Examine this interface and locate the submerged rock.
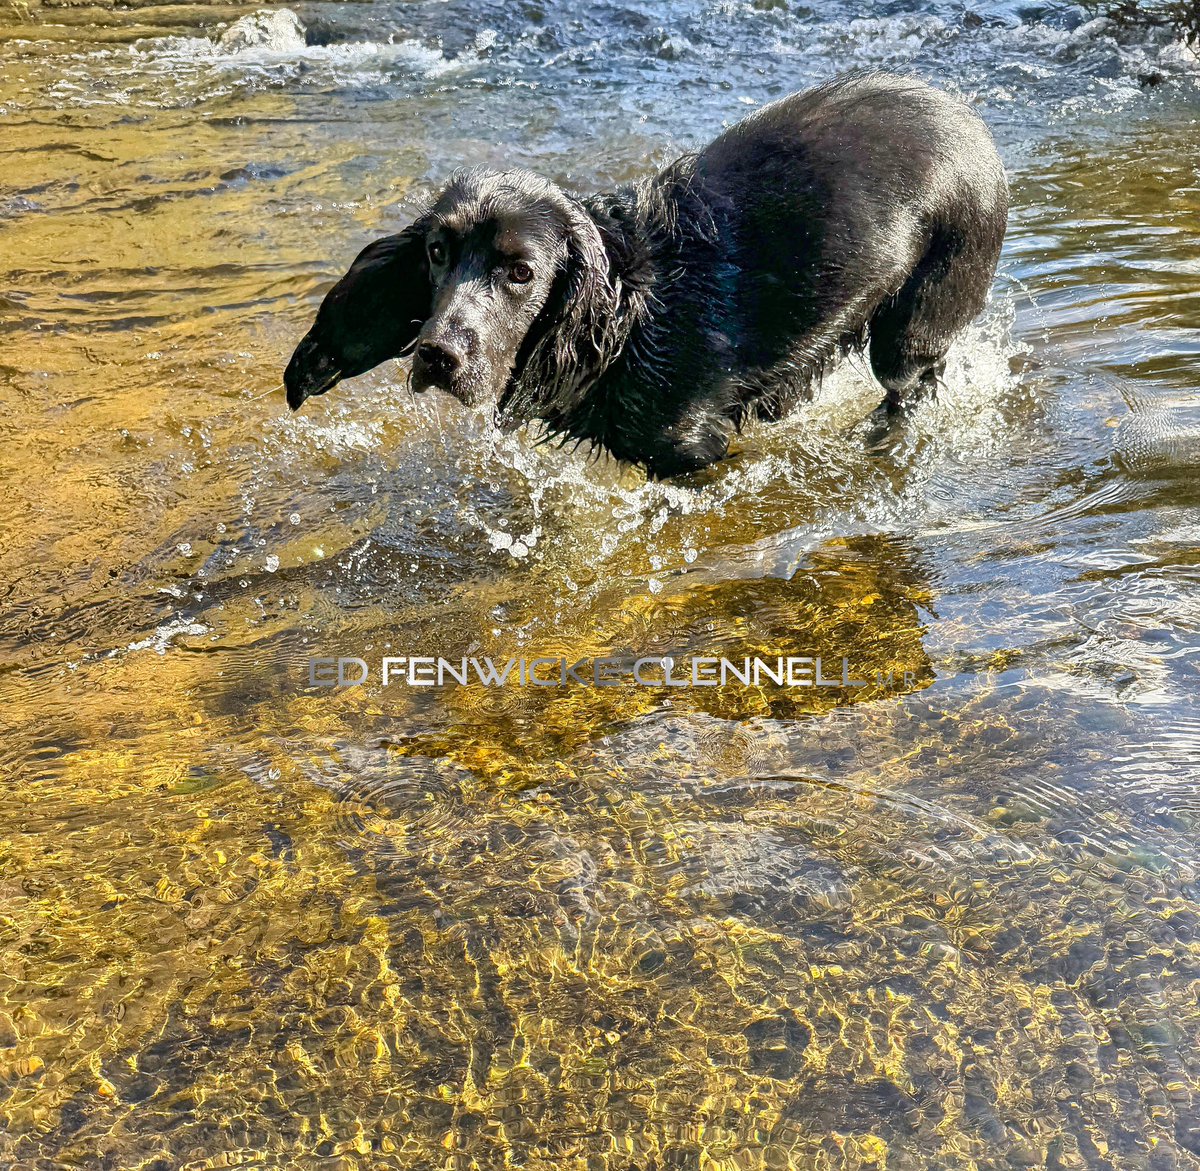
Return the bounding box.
[656,35,691,60]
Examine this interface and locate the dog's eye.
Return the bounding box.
[508,261,533,285]
[428,241,446,266]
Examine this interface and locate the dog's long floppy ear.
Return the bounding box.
[500,200,622,427]
[285,222,430,411]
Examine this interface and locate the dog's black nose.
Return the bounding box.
[415,341,462,383]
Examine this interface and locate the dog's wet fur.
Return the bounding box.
[285,72,1008,478]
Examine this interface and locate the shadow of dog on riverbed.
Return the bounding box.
[285,70,1008,479]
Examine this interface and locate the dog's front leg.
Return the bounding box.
[640,403,733,479]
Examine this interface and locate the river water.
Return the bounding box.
[2,2,1200,1168]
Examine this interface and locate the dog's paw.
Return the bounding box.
[854,402,907,456]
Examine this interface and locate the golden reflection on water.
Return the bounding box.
[4,6,1200,1169]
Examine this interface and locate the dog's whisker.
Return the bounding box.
[181,381,288,429]
[246,382,285,402]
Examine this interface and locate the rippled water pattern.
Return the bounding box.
[2,1,1200,1168]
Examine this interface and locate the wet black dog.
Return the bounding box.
[285,71,1008,478]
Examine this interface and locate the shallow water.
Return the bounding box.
[2,1,1200,1167]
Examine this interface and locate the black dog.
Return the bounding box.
[285,71,1008,478]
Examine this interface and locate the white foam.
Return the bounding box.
[53,8,478,109]
[217,9,308,54]
[402,294,1027,598]
[125,619,210,656]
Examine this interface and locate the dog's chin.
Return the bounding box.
[411,367,503,411]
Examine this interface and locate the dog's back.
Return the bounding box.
[702,72,1005,211]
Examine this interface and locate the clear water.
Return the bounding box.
[2,2,1200,1167]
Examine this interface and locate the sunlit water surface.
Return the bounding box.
[2,1,1200,1167]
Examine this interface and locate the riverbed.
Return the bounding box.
[2,2,1200,1167]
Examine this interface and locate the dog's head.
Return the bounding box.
[284,168,616,420]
